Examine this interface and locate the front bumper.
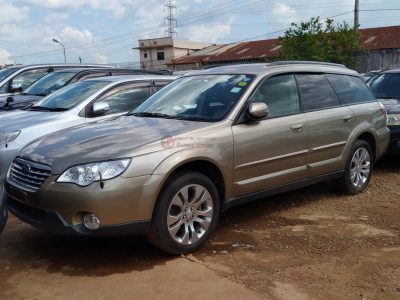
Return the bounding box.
[0,184,7,234]
[388,125,400,153]
[6,174,163,236]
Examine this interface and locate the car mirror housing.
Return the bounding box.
[248,102,269,119]
[92,102,110,116]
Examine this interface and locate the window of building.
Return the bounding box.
[157,51,165,61]
[153,41,157,45]
[140,42,144,46]
[296,74,340,111]
[144,52,148,58]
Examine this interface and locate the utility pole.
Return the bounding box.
[164,0,177,38]
[354,0,360,30]
[78,56,82,64]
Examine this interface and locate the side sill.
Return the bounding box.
[222,171,344,212]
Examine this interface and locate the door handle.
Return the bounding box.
[343,115,353,123]
[291,124,303,133]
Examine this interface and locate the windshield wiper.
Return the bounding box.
[29,106,69,112]
[130,112,176,119]
[21,92,47,97]
[175,115,216,122]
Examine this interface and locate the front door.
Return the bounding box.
[232,74,308,197]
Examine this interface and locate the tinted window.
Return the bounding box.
[95,85,151,116]
[134,75,254,122]
[24,71,76,96]
[154,80,172,91]
[80,73,109,80]
[0,67,19,83]
[296,74,340,111]
[12,69,49,90]
[250,74,300,118]
[32,81,109,110]
[326,74,375,104]
[368,73,400,99]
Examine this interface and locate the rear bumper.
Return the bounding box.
[388,125,400,154]
[8,197,150,237]
[0,184,7,233]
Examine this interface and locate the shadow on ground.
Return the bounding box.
[0,156,398,277]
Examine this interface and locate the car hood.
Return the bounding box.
[0,94,42,107]
[379,98,400,114]
[20,116,212,174]
[0,110,63,132]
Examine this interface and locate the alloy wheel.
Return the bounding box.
[350,147,371,188]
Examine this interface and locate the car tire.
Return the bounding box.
[341,140,373,195]
[148,171,220,255]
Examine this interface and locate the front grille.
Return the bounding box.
[9,158,51,192]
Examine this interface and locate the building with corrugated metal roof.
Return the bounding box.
[166,25,400,72]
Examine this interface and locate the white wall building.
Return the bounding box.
[133,37,212,69]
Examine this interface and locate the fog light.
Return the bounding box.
[82,213,100,230]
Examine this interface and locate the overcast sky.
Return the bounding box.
[0,0,398,65]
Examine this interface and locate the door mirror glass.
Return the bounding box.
[92,102,110,116]
[248,102,269,119]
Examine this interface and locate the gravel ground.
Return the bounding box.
[0,156,399,300]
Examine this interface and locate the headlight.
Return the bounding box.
[0,131,20,145]
[57,159,131,186]
[387,114,400,126]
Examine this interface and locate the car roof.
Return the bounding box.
[184,61,357,76]
[380,69,400,74]
[52,68,172,74]
[86,75,177,83]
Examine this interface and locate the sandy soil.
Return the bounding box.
[0,157,399,300]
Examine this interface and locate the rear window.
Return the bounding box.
[368,73,400,99]
[326,74,375,104]
[296,74,340,111]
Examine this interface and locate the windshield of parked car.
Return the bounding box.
[368,73,400,99]
[131,74,254,122]
[23,71,77,96]
[0,67,19,83]
[29,80,109,111]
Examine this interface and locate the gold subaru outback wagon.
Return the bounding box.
[6,62,390,254]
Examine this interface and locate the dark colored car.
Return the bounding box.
[0,68,172,111]
[0,64,112,98]
[368,70,400,153]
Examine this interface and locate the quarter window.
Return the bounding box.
[326,74,375,104]
[296,74,340,111]
[250,74,300,118]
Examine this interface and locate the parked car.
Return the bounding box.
[368,69,400,153]
[5,62,389,254]
[0,75,175,182]
[0,68,172,111]
[0,64,112,98]
[0,184,6,234]
[362,69,385,82]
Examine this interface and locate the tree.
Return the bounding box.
[279,17,361,68]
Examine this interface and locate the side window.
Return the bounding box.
[250,74,300,118]
[326,74,375,104]
[93,84,151,116]
[154,81,172,92]
[296,74,340,111]
[11,69,49,91]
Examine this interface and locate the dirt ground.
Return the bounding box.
[0,157,399,300]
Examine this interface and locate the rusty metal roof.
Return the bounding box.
[171,26,400,66]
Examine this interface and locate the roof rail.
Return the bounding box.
[269,61,346,68]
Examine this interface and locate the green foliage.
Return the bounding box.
[279,17,361,68]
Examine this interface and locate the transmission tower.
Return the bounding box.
[164,0,177,38]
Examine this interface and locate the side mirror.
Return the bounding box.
[5,96,14,105]
[248,102,269,119]
[10,83,22,93]
[92,102,110,116]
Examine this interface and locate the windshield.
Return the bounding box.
[31,80,109,111]
[132,74,254,122]
[0,67,19,83]
[368,73,400,99]
[24,71,76,96]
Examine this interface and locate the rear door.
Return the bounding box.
[296,73,355,176]
[232,74,308,196]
